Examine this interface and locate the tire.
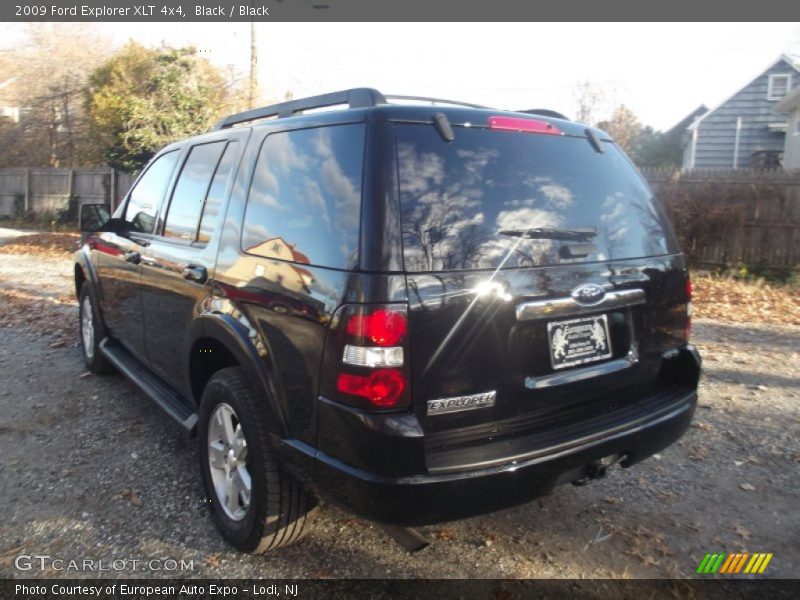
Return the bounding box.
[198,367,316,553]
[78,285,114,374]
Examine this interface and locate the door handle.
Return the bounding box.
[124,251,141,265]
[182,265,208,283]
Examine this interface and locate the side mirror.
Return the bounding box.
[79,203,111,232]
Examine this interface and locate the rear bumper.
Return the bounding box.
[279,344,701,525]
[305,387,696,525]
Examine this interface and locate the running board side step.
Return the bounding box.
[99,339,198,434]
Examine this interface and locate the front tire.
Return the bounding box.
[78,286,114,374]
[198,367,316,553]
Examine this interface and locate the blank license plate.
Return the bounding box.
[547,314,612,370]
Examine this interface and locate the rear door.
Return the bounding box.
[394,121,689,467]
[140,132,247,396]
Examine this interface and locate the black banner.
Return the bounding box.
[4,579,800,600]
[2,0,800,22]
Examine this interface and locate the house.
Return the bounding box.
[683,55,800,169]
[772,85,800,169]
[667,105,708,146]
[0,77,20,124]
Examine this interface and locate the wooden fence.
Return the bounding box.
[641,168,800,273]
[0,168,135,219]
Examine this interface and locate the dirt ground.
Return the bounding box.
[0,230,798,579]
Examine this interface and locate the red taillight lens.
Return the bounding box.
[346,309,407,346]
[685,277,693,300]
[488,116,561,135]
[336,369,406,409]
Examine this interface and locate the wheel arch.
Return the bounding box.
[186,311,289,439]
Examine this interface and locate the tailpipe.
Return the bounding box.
[572,453,626,486]
[378,524,430,553]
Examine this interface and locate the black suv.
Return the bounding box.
[75,88,701,553]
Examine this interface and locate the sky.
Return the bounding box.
[2,22,799,130]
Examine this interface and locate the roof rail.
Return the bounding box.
[385,95,490,109]
[518,109,570,120]
[212,88,387,130]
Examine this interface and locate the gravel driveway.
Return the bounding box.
[1,238,798,579]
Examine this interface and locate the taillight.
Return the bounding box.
[325,304,410,411]
[345,308,407,346]
[337,370,406,409]
[684,276,693,342]
[488,116,561,135]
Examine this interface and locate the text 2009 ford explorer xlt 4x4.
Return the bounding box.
[75,89,701,553]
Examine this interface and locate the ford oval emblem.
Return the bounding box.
[571,283,606,305]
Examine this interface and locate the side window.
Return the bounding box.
[197,141,239,243]
[242,124,364,269]
[163,141,227,240]
[124,151,179,233]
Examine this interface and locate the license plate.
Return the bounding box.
[547,314,612,370]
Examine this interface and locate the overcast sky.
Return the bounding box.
[2,22,799,130]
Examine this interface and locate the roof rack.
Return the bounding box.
[384,95,490,109]
[212,88,387,130]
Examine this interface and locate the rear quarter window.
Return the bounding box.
[242,124,365,270]
[395,124,675,272]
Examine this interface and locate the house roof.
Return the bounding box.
[773,84,800,113]
[665,105,708,139]
[687,54,800,131]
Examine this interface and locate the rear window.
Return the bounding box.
[395,124,674,272]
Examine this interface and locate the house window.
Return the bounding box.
[767,74,792,100]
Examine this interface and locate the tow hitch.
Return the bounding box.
[572,453,626,486]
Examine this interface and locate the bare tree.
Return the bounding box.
[573,80,606,126]
[596,104,644,157]
[0,24,112,167]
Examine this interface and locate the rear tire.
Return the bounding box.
[78,286,114,374]
[198,367,316,553]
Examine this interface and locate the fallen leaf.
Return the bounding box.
[119,488,142,506]
[434,529,457,541]
[691,422,715,431]
[733,524,752,540]
[691,275,800,326]
[740,483,755,491]
[0,233,81,257]
[204,554,222,567]
[0,545,32,568]
[310,568,333,578]
[689,446,710,461]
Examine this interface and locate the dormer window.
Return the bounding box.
[768,74,792,100]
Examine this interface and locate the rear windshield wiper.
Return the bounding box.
[498,227,597,241]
